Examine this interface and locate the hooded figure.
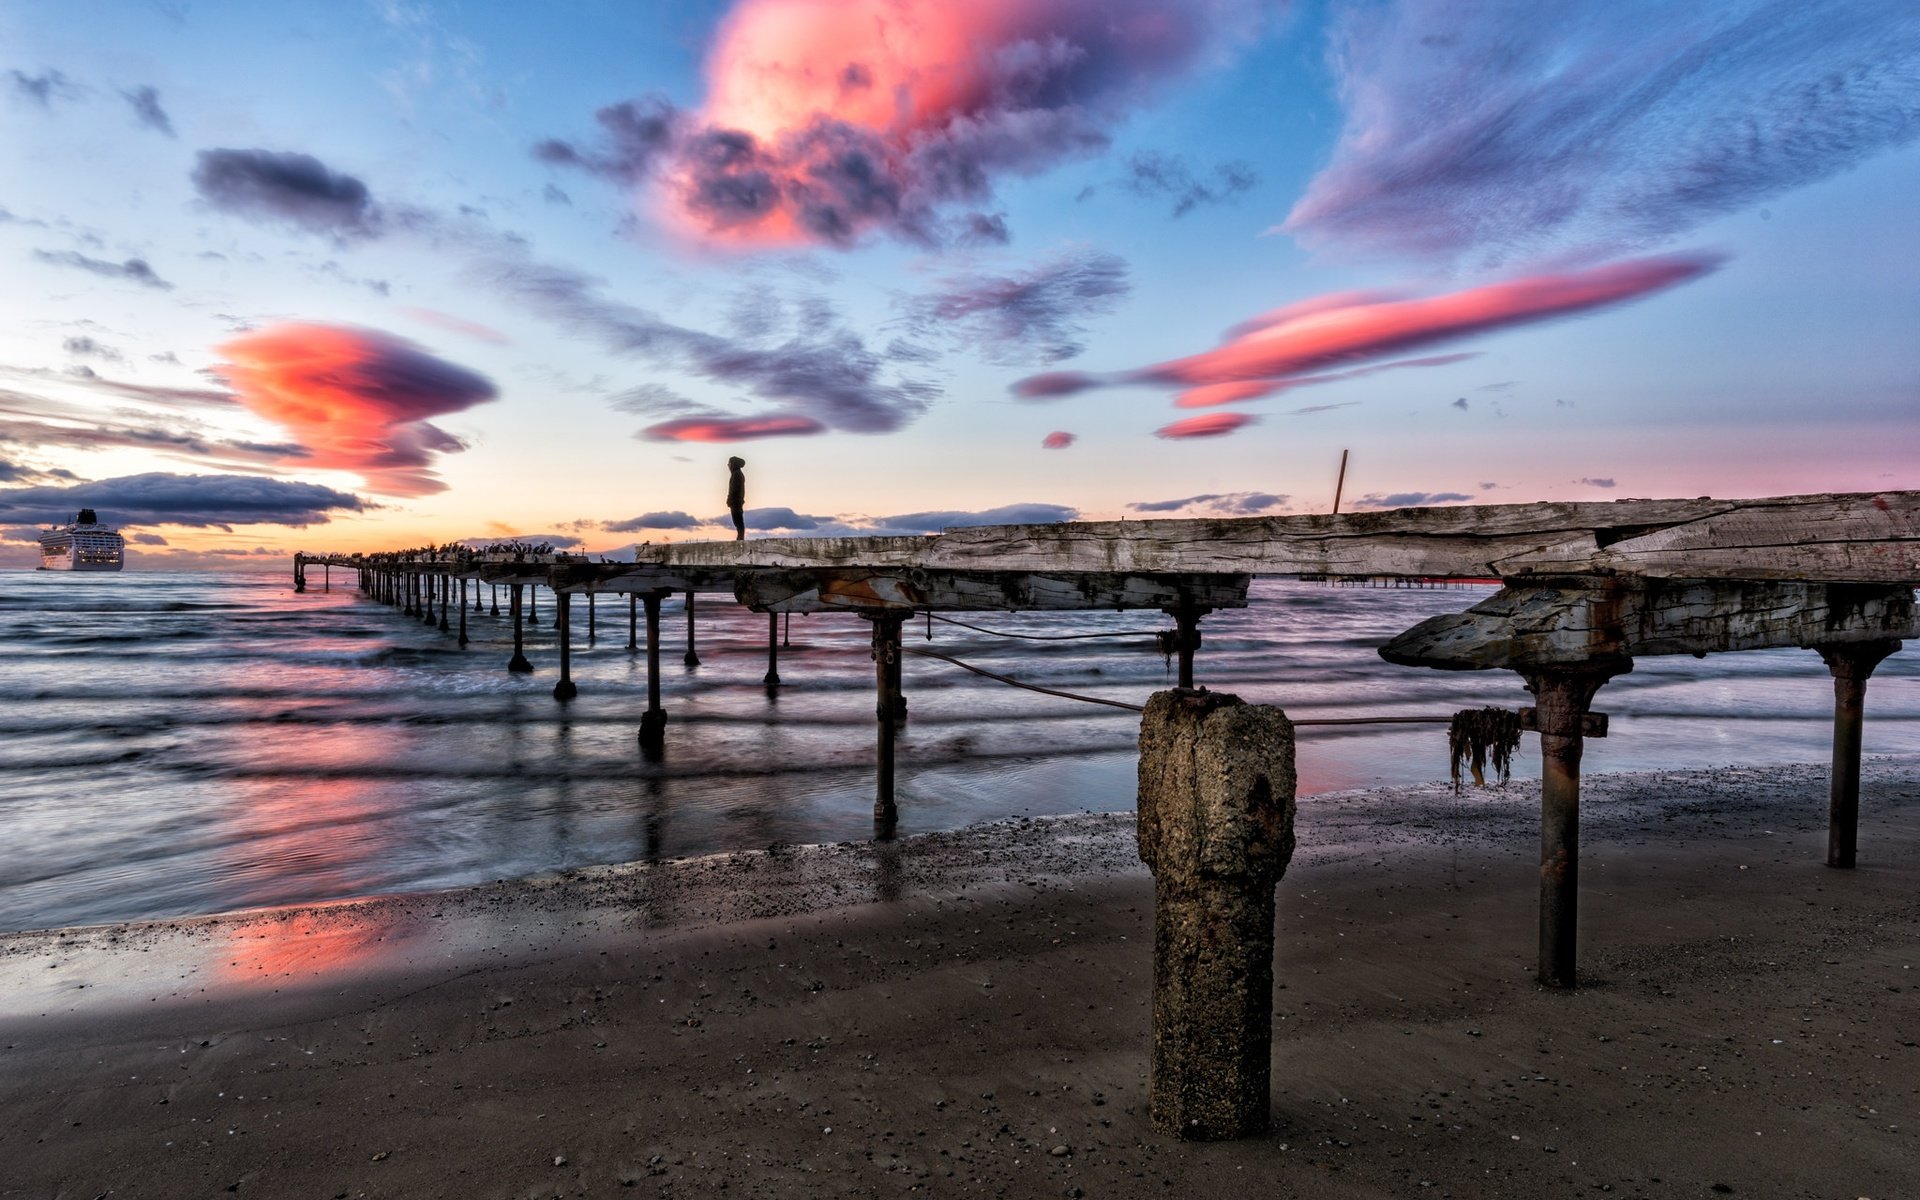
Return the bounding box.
[726,456,747,540]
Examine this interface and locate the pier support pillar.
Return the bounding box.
[764,611,782,687]
[640,591,667,750]
[507,583,533,674]
[587,591,597,643]
[436,575,450,632]
[457,577,469,647]
[1136,689,1295,1140]
[491,584,500,618]
[404,573,418,617]
[293,557,306,594]
[684,592,700,668]
[867,612,908,823]
[528,585,539,627]
[627,593,639,652]
[553,592,577,701]
[1518,658,1629,989]
[323,563,330,591]
[1816,638,1901,868]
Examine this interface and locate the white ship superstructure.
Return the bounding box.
[37,509,125,571]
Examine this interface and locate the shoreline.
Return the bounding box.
[4,758,1917,1197]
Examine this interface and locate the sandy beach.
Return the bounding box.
[3,758,1916,1199]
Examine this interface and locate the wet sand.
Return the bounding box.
[2,759,1916,1199]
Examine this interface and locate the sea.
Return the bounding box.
[1,569,1915,934]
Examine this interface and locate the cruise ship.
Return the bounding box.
[37,509,126,571]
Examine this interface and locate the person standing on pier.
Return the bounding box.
[726,456,747,541]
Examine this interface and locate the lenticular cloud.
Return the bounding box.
[612,0,1245,248]
[1286,0,1920,265]
[213,324,496,496]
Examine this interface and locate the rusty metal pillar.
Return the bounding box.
[457,577,469,647]
[1816,639,1901,868]
[1162,603,1210,689]
[764,611,781,687]
[507,583,533,674]
[640,591,667,749]
[868,612,908,823]
[553,591,577,701]
[684,591,700,668]
[1519,658,1629,989]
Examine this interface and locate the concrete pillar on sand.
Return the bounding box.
[1518,658,1630,990]
[1135,688,1295,1141]
[1816,639,1901,868]
[507,583,533,674]
[553,591,577,701]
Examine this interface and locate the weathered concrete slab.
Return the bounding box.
[1380,579,1919,670]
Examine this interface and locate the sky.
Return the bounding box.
[2,0,1917,568]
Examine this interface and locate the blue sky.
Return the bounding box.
[2,0,1915,566]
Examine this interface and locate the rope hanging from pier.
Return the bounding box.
[1448,706,1523,792]
[927,612,1167,642]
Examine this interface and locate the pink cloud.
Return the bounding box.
[1173,353,1480,408]
[655,0,1237,247]
[1041,431,1075,449]
[640,414,826,442]
[402,307,510,345]
[1155,412,1257,439]
[1140,254,1719,387]
[213,323,496,496]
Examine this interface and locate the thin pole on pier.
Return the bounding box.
[684,591,700,668]
[764,611,781,687]
[869,612,908,825]
[1332,448,1350,515]
[553,591,577,701]
[507,583,533,673]
[640,591,667,750]
[457,577,469,647]
[782,611,791,647]
[323,562,330,591]
[1817,639,1901,868]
